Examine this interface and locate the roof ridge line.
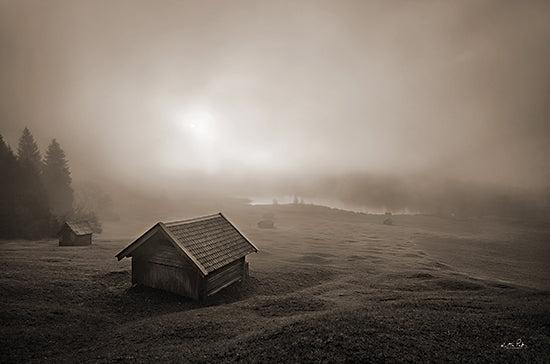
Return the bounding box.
[163,212,222,225]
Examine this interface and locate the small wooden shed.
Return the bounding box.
[116,213,258,300]
[58,221,93,246]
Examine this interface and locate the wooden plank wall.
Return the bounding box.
[132,258,201,299]
[59,231,72,245]
[74,234,92,245]
[132,234,201,299]
[59,231,91,246]
[147,240,188,268]
[206,257,245,296]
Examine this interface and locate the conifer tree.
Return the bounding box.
[43,139,74,217]
[0,135,19,237]
[17,127,42,173]
[11,129,52,238]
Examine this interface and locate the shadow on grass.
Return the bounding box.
[107,275,262,319]
[107,266,338,316]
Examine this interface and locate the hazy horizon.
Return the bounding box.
[2,0,550,210]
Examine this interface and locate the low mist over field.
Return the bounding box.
[1,0,550,220]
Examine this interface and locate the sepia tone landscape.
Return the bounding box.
[2,205,550,362]
[1,0,550,362]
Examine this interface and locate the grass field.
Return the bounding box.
[1,204,549,363]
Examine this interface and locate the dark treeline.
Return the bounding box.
[0,128,100,239]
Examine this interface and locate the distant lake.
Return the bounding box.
[245,195,389,214]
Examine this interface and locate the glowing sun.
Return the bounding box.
[176,108,217,142]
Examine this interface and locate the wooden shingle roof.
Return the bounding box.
[63,221,93,235]
[116,213,258,275]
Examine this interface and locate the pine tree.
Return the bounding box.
[8,130,52,238]
[43,139,74,217]
[17,127,42,173]
[0,135,20,237]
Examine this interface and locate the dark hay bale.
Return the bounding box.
[257,220,275,229]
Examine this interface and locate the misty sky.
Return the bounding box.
[1,0,549,194]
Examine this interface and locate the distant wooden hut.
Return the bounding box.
[116,213,258,300]
[58,221,93,246]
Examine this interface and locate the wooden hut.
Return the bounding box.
[58,221,93,246]
[116,213,258,300]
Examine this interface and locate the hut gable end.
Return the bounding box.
[58,221,93,246]
[115,213,258,300]
[132,233,194,270]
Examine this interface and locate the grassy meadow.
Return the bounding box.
[1,204,549,363]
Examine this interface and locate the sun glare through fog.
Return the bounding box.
[176,107,217,143]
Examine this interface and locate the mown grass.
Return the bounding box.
[1,205,549,363]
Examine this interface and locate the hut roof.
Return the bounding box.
[62,221,93,235]
[116,213,258,276]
